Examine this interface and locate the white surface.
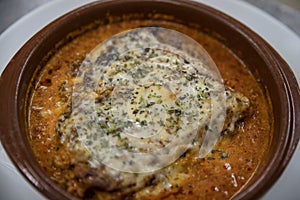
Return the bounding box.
[0,0,299,199]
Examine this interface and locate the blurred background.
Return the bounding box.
[272,0,300,10]
[0,0,300,36]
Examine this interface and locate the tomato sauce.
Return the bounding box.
[28,18,272,199]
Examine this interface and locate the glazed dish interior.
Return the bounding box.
[27,14,273,200]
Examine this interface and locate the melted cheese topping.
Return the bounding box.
[59,27,226,173]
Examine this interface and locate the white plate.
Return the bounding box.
[0,0,299,199]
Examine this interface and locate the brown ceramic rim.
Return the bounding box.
[0,0,299,199]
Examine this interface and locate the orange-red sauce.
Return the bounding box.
[28,19,272,199]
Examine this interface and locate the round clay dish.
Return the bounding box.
[0,0,299,199]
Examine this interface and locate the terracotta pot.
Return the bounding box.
[0,0,299,199]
